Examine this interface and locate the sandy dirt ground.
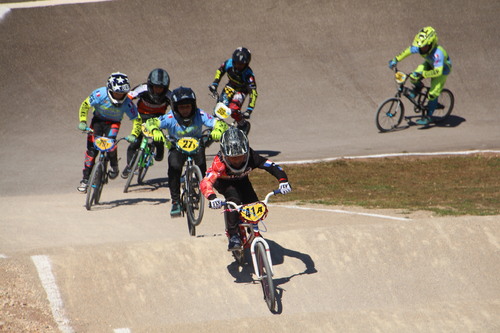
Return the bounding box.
[1,0,499,332]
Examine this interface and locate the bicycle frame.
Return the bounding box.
[393,69,429,114]
[209,88,251,134]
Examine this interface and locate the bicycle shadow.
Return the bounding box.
[226,238,317,314]
[88,196,169,210]
[405,115,466,130]
[123,177,169,192]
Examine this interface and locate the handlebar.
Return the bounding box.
[223,189,281,210]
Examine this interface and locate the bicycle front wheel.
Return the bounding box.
[86,161,103,210]
[431,89,454,123]
[185,165,205,228]
[255,241,276,312]
[124,150,142,193]
[375,98,405,132]
[137,145,154,184]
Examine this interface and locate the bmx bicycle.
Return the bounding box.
[174,135,209,236]
[209,86,251,136]
[375,67,454,132]
[84,129,126,210]
[123,124,161,193]
[223,189,282,312]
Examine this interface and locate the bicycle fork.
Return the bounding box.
[250,237,274,279]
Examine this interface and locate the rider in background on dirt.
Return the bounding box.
[77,72,141,193]
[208,47,257,133]
[145,86,228,217]
[121,68,172,179]
[388,26,452,125]
[200,128,292,250]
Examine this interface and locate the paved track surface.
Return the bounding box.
[1,0,499,332]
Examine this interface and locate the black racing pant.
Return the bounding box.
[168,147,207,203]
[214,176,258,236]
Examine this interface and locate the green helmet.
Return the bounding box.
[412,26,438,54]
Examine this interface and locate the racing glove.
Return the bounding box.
[152,129,165,143]
[210,120,228,141]
[209,82,218,94]
[209,197,223,209]
[388,58,398,69]
[126,134,137,143]
[279,182,292,195]
[78,122,87,131]
[243,107,253,119]
[409,71,423,83]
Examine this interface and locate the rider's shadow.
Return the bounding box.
[254,150,281,158]
[226,239,317,313]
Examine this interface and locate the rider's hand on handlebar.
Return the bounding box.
[409,71,423,82]
[209,197,223,209]
[279,182,292,195]
[209,83,218,94]
[388,58,398,69]
[152,129,165,143]
[243,108,253,119]
[78,122,87,132]
[126,134,137,143]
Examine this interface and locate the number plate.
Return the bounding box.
[93,137,115,151]
[177,137,200,153]
[240,202,268,222]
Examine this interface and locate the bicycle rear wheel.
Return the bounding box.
[375,98,405,132]
[431,89,454,123]
[86,161,103,210]
[255,241,276,312]
[123,150,142,193]
[185,165,205,228]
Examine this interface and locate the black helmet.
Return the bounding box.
[232,47,251,68]
[171,86,197,126]
[147,68,170,104]
[220,127,249,174]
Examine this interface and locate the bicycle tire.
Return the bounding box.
[375,97,405,132]
[137,145,154,184]
[94,162,106,204]
[431,89,454,123]
[85,161,103,210]
[185,165,205,227]
[255,241,276,312]
[123,150,142,193]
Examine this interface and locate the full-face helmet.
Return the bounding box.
[171,86,197,126]
[147,68,170,104]
[412,26,438,55]
[232,47,251,72]
[220,127,249,174]
[107,72,131,106]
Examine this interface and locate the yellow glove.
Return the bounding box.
[152,129,165,143]
[210,120,228,141]
[145,118,161,132]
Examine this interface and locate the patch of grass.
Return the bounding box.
[249,154,500,216]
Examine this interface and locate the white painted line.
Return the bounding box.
[0,6,11,21]
[5,0,113,9]
[278,149,500,165]
[114,328,131,333]
[0,254,8,259]
[31,255,75,333]
[269,204,411,221]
